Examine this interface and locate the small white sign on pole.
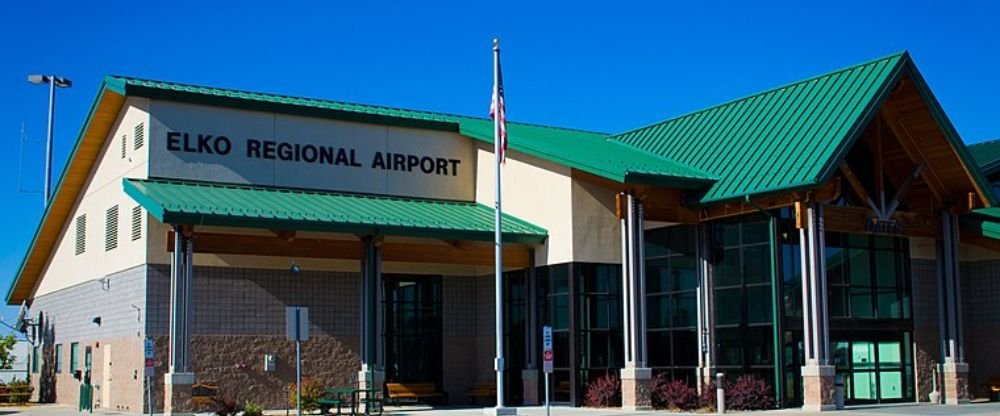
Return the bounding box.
[286,307,310,342]
[542,325,553,416]
[542,326,553,373]
[143,337,155,377]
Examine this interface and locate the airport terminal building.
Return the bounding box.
[9,52,1000,413]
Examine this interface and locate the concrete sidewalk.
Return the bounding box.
[5,402,1000,415]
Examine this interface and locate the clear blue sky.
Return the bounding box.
[0,1,998,327]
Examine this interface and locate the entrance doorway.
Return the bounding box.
[831,333,912,403]
[383,275,442,386]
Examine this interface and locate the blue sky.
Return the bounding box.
[0,1,998,328]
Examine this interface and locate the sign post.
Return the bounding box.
[542,326,553,416]
[286,307,310,416]
[144,337,154,416]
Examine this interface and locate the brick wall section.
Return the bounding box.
[146,265,360,337]
[28,265,147,411]
[910,258,940,402]
[961,260,1000,399]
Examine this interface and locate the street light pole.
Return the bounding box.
[44,77,55,207]
[27,74,72,208]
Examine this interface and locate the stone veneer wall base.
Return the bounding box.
[620,367,652,411]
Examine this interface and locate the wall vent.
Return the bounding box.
[121,135,127,159]
[131,206,142,241]
[75,215,86,255]
[133,123,145,150]
[105,205,119,251]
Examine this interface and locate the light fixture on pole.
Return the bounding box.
[27,74,72,208]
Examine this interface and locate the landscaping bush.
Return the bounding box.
[651,377,698,411]
[288,378,324,412]
[242,400,264,416]
[211,396,242,416]
[6,379,30,405]
[698,380,718,411]
[583,373,621,408]
[726,374,775,411]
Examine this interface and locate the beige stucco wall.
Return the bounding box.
[571,178,621,264]
[33,98,151,297]
[475,143,574,266]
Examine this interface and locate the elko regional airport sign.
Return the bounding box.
[149,101,476,201]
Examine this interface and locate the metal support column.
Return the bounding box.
[168,225,186,373]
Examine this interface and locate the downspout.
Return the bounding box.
[745,195,784,408]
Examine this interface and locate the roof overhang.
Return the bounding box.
[123,178,548,245]
[6,81,127,305]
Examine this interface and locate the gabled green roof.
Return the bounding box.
[612,52,911,204]
[968,138,1000,176]
[123,178,547,244]
[106,75,715,187]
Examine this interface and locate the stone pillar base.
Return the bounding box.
[620,367,653,411]
[164,372,195,416]
[942,361,969,405]
[483,407,518,415]
[522,369,540,405]
[801,364,836,412]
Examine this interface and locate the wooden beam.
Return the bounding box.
[823,205,940,238]
[167,232,532,268]
[271,230,296,242]
[879,101,948,202]
[884,163,925,218]
[699,179,841,222]
[839,162,882,217]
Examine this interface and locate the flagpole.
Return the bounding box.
[492,37,507,414]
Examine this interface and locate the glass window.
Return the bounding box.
[70,342,79,373]
[645,225,699,379]
[55,344,63,373]
[31,346,39,374]
[716,288,742,326]
[827,232,910,320]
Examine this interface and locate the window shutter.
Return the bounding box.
[105,205,119,251]
[131,206,143,241]
[134,123,145,150]
[75,215,86,255]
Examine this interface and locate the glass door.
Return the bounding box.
[383,275,442,385]
[832,335,911,403]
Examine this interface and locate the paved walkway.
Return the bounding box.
[3,402,999,415]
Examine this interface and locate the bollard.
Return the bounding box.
[834,374,844,410]
[716,372,726,414]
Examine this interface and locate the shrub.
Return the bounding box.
[288,378,324,412]
[698,380,718,411]
[7,379,30,405]
[651,377,698,411]
[726,374,775,411]
[583,372,621,408]
[242,400,264,416]
[211,396,242,416]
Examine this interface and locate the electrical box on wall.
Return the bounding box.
[264,354,276,372]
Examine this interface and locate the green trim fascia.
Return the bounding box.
[6,81,121,304]
[815,52,909,187]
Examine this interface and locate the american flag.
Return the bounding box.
[490,49,507,163]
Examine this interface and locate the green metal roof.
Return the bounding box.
[968,138,1000,176]
[612,52,912,204]
[106,75,715,188]
[123,178,547,244]
[963,207,1000,240]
